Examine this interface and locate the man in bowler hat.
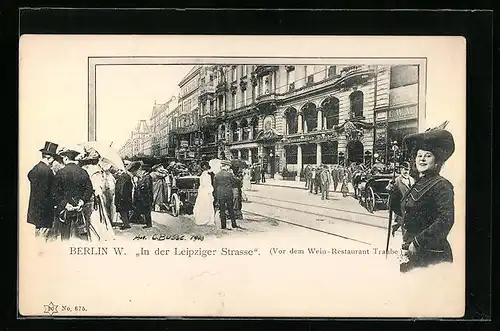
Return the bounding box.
[214,160,240,230]
[27,141,58,238]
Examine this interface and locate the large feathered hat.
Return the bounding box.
[403,121,455,163]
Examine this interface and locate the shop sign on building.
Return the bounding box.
[388,105,418,122]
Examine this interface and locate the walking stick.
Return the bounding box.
[385,142,398,259]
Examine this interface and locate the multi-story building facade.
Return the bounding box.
[119,119,151,158]
[206,64,423,180]
[150,96,178,157]
[175,66,201,160]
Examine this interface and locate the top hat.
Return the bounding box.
[40,141,59,155]
[404,128,455,163]
[220,160,231,167]
[126,161,142,173]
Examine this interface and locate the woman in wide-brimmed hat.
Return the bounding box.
[393,127,456,273]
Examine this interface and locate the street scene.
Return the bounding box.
[26,62,458,274]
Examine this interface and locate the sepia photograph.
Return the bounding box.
[18,35,466,318]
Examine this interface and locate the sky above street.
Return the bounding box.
[96,65,194,149]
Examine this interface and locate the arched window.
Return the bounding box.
[349,90,364,118]
[322,97,340,129]
[220,125,226,140]
[251,116,259,139]
[285,108,298,134]
[231,121,239,142]
[240,119,249,141]
[301,103,317,133]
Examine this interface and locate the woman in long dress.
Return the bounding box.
[242,167,252,191]
[193,162,216,226]
[81,158,116,241]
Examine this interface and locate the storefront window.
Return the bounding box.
[322,141,338,164]
[302,143,317,165]
[285,145,298,164]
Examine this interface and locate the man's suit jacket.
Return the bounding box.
[115,171,133,212]
[214,169,237,200]
[320,169,331,186]
[27,161,55,228]
[52,163,94,213]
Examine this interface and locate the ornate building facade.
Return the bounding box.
[208,64,423,180]
[175,66,201,160]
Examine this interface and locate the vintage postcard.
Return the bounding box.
[18,35,466,317]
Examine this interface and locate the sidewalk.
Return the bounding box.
[254,178,356,195]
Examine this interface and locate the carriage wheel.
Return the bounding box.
[171,194,180,217]
[366,187,375,213]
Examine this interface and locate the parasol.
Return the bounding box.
[78,141,125,171]
[209,158,222,174]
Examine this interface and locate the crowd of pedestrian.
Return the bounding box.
[302,164,352,200]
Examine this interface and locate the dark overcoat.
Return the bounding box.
[27,161,55,228]
[115,172,133,212]
[134,172,153,213]
[392,172,455,272]
[52,163,94,213]
[214,170,237,200]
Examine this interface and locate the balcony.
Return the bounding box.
[176,124,198,135]
[255,92,277,114]
[199,82,216,98]
[216,81,228,95]
[254,65,279,77]
[199,115,217,129]
[337,65,375,90]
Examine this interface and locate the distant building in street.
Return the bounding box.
[175,65,201,160]
[119,119,151,158]
[149,96,178,157]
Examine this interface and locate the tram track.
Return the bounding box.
[242,210,372,246]
[246,198,388,230]
[246,194,387,220]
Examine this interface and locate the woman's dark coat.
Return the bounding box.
[392,172,455,272]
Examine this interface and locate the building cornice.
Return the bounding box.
[178,65,201,87]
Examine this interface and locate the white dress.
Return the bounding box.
[83,165,116,242]
[242,169,252,191]
[193,170,216,226]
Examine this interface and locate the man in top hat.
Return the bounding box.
[27,141,59,237]
[214,160,240,230]
[52,147,94,240]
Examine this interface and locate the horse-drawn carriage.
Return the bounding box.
[165,175,200,217]
[355,173,393,213]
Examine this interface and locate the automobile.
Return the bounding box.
[169,175,200,217]
[357,174,393,213]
